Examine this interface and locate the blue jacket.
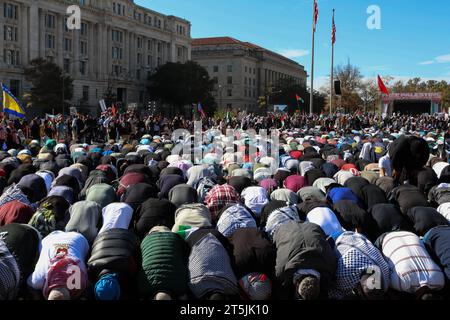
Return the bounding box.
[328,187,360,205]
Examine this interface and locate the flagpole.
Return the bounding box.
[330,9,335,115]
[310,0,316,115]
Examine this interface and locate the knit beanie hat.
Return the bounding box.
[239,273,272,300]
[95,273,121,301]
[45,139,57,149]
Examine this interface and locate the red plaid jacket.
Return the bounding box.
[205,184,239,222]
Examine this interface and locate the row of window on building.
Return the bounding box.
[4,2,186,38]
[44,14,90,36]
[244,77,257,87]
[3,49,19,66]
[3,2,18,20]
[212,75,257,88]
[112,30,164,53]
[114,1,165,30]
[3,24,18,42]
[176,25,186,36]
[133,10,163,30]
[112,2,126,16]
[212,65,233,73]
[244,89,258,99]
[244,66,257,75]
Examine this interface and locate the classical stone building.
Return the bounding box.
[0,0,191,115]
[192,37,307,113]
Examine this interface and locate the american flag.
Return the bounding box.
[332,10,336,44]
[197,102,206,118]
[313,0,319,32]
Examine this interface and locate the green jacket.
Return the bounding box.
[137,232,189,298]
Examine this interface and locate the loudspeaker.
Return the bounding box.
[334,80,342,95]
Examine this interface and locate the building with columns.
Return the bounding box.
[0,0,191,115]
[192,37,307,113]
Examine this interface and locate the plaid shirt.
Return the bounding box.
[205,184,239,222]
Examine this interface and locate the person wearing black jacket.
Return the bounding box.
[272,221,337,300]
[87,228,140,300]
[0,224,40,300]
[228,229,275,278]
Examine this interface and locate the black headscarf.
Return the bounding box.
[55,155,72,169]
[305,168,326,186]
[406,207,449,236]
[228,228,276,279]
[53,174,81,198]
[310,158,325,170]
[360,184,388,210]
[440,165,450,184]
[17,174,47,203]
[160,167,184,178]
[344,177,370,201]
[333,200,379,242]
[0,163,16,180]
[415,167,439,196]
[389,135,430,183]
[157,174,185,199]
[321,163,339,178]
[7,164,36,186]
[123,183,158,212]
[388,184,429,214]
[229,176,253,195]
[134,198,176,239]
[0,224,40,280]
[369,203,414,237]
[168,184,198,208]
[157,160,169,172]
[39,161,60,176]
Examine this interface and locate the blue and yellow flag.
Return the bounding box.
[1,83,25,118]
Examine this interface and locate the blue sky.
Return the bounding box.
[136,0,450,88]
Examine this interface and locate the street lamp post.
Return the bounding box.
[62,57,88,116]
[218,84,223,110]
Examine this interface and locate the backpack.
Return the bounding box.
[196,177,217,204]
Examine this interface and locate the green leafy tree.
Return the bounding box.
[333,60,364,112]
[359,79,381,113]
[24,58,73,114]
[148,61,216,115]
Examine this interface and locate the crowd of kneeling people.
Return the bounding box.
[0,128,450,301]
